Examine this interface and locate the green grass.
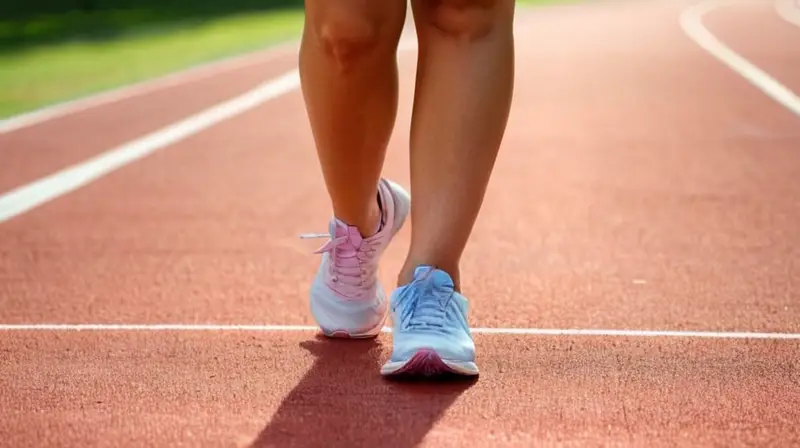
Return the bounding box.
[0,8,305,118]
[0,0,580,120]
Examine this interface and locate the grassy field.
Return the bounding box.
[0,0,576,119]
[0,7,305,118]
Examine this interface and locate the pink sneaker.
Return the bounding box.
[304,178,410,338]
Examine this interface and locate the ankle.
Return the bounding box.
[359,201,383,237]
[334,194,383,238]
[397,260,461,291]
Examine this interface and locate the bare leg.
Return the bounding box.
[300,0,408,236]
[399,0,516,289]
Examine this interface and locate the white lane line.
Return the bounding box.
[775,0,800,27]
[0,40,300,134]
[0,40,420,225]
[1,324,800,339]
[0,70,300,224]
[680,0,800,118]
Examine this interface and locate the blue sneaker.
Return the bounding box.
[380,266,479,377]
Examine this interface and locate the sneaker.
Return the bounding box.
[304,178,410,338]
[381,265,479,377]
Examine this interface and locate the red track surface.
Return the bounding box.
[2,0,799,446]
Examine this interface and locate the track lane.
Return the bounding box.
[1,0,799,329]
[467,0,800,331]
[0,89,322,326]
[0,51,299,193]
[2,332,798,446]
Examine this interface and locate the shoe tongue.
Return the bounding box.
[330,219,363,247]
[413,266,454,292]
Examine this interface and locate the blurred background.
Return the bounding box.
[0,0,307,119]
[0,0,564,121]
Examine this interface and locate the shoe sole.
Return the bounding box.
[320,313,386,339]
[380,349,479,377]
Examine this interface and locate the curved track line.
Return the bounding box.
[0,71,300,224]
[775,0,800,27]
[0,41,419,224]
[2,323,800,339]
[0,40,300,135]
[680,0,800,118]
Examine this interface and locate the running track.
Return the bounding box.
[1,0,799,446]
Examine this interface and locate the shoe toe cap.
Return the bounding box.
[391,331,475,362]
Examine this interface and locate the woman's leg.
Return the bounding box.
[302,0,411,339]
[381,0,515,377]
[400,0,515,290]
[300,0,407,236]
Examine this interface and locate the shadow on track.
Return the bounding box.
[249,335,477,447]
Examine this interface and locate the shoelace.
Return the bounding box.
[300,232,377,299]
[394,271,450,333]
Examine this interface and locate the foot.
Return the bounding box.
[305,178,410,338]
[381,265,479,377]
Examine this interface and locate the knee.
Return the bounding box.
[306,4,402,71]
[417,0,513,40]
[319,15,379,66]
